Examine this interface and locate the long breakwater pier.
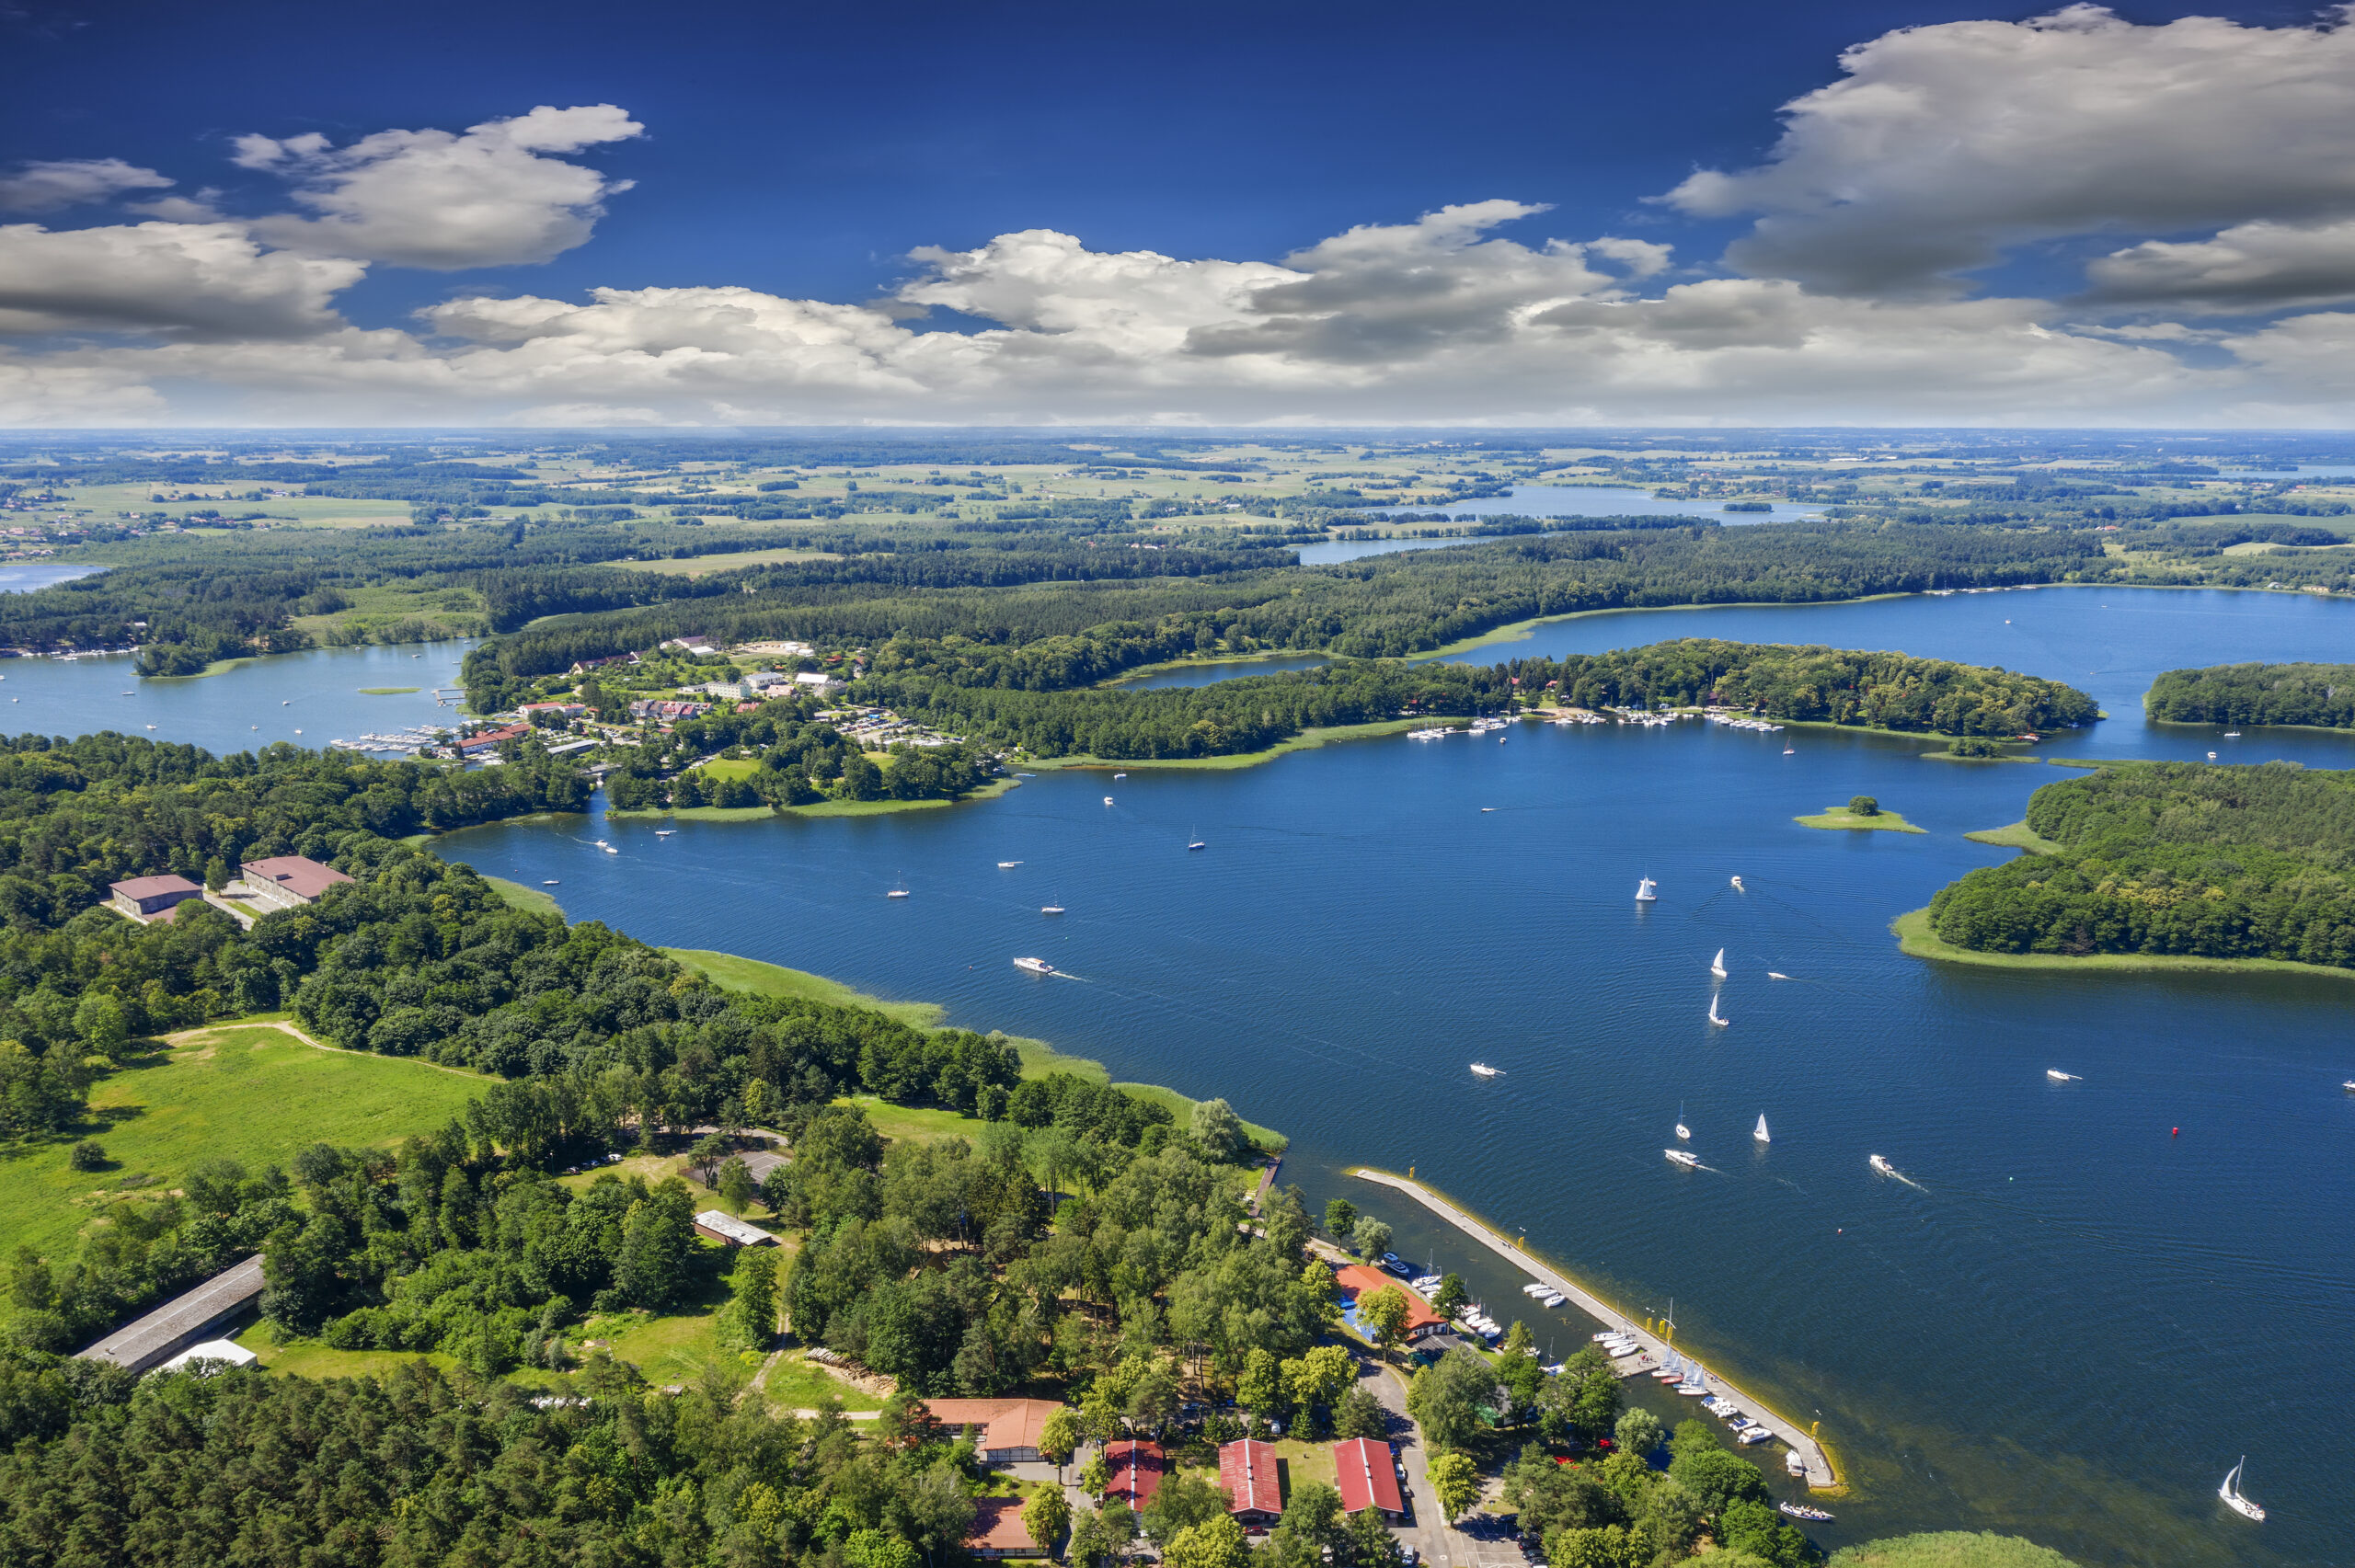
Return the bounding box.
[1352,1168,1837,1489]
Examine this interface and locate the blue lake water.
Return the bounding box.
[0,562,103,593]
[0,639,472,752]
[1299,486,1831,565]
[14,586,2354,1565]
[2223,465,2355,480]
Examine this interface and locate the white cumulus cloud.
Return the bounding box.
[0,158,174,213]
[1663,6,2355,298]
[2085,218,2355,313]
[239,104,643,269]
[0,222,364,338]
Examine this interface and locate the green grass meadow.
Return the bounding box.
[0,1022,486,1262]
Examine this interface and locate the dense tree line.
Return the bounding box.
[852,640,2093,761]
[2144,661,2355,727]
[1928,761,2355,966]
[0,1354,989,1568]
[472,521,2117,698]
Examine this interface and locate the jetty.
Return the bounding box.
[1352,1168,1836,1489]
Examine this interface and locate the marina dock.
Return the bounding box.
[1352,1167,1836,1489]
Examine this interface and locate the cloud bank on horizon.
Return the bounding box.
[6,7,2355,429]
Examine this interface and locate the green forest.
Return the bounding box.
[2145,661,2355,728]
[1926,761,2355,966]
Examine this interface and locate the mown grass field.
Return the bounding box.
[0,1021,487,1262]
[483,875,565,918]
[665,949,945,1027]
[617,546,839,576]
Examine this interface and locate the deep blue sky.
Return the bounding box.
[1,0,2311,320]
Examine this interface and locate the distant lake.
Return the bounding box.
[0,563,103,593]
[2221,464,2355,479]
[1299,485,1831,563]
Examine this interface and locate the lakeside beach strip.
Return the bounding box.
[1352,1167,1838,1489]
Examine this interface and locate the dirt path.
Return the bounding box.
[166,1018,492,1081]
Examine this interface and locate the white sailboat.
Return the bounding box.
[2046,1069,2080,1082]
[1709,948,1728,979]
[1469,1062,1502,1078]
[1753,1114,1770,1144]
[1675,1103,1691,1141]
[1729,876,1744,891]
[1707,994,1729,1027]
[2219,1457,2265,1521]
[1636,876,1659,902]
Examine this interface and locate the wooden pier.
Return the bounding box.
[1352,1167,1836,1489]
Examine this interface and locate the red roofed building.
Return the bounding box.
[237,855,354,913]
[109,874,202,923]
[965,1498,1045,1559]
[1219,1437,1281,1524]
[1332,1437,1407,1519]
[1333,1265,1450,1342]
[1104,1439,1164,1511]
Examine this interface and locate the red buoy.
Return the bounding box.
[2171,1127,2180,1138]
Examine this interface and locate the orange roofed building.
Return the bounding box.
[965,1498,1045,1559]
[923,1398,1062,1465]
[1332,1264,1450,1342]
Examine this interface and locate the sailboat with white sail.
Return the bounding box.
[1636,876,1658,902]
[1709,948,1728,979]
[1753,1114,1770,1144]
[1675,1103,1690,1141]
[1707,995,1729,1027]
[2219,1457,2265,1521]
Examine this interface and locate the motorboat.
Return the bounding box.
[1785,1451,1808,1480]
[1540,1290,1565,1308]
[1664,1149,1699,1168]
[886,889,908,898]
[2224,731,2241,738]
[1730,876,1744,891]
[2208,751,2218,760]
[543,879,559,886]
[1013,956,1056,975]
[1470,1062,1502,1078]
[1041,904,1065,915]
[600,842,615,854]
[2047,1070,2080,1082]
[1636,876,1659,902]
[654,830,675,837]
[1768,971,1791,980]
[2219,1457,2264,1522]
[1753,1114,1770,1144]
[1738,1425,1774,1445]
[1869,1154,1895,1176]
[1522,1283,1549,1297]
[1113,772,1127,779]
[998,860,1022,867]
[1778,1502,1833,1521]
[1104,795,1115,805]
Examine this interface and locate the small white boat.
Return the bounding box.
[1112,772,1127,779]
[998,860,1022,867]
[1708,995,1729,1028]
[1778,1502,1833,1521]
[1768,971,1790,980]
[543,879,559,886]
[1675,1102,1690,1141]
[1469,1062,1502,1078]
[1540,1290,1565,1308]
[1664,1149,1699,1168]
[1188,839,1206,851]
[2047,1069,2080,1082]
[1730,876,1744,891]
[654,830,674,837]
[1104,795,1114,806]
[1786,1451,1808,1480]
[1480,807,1496,813]
[1636,876,1658,902]
[1869,1154,1894,1176]
[1710,947,1728,979]
[886,889,909,898]
[1041,905,1065,915]
[2224,731,2241,738]
[1783,744,1794,755]
[2219,1457,2265,1522]
[2209,751,2218,760]
[282,701,291,705]
[1753,1114,1770,1144]
[1522,1283,1549,1296]
[1013,956,1055,975]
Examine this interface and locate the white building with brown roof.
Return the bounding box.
[237,855,353,913]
